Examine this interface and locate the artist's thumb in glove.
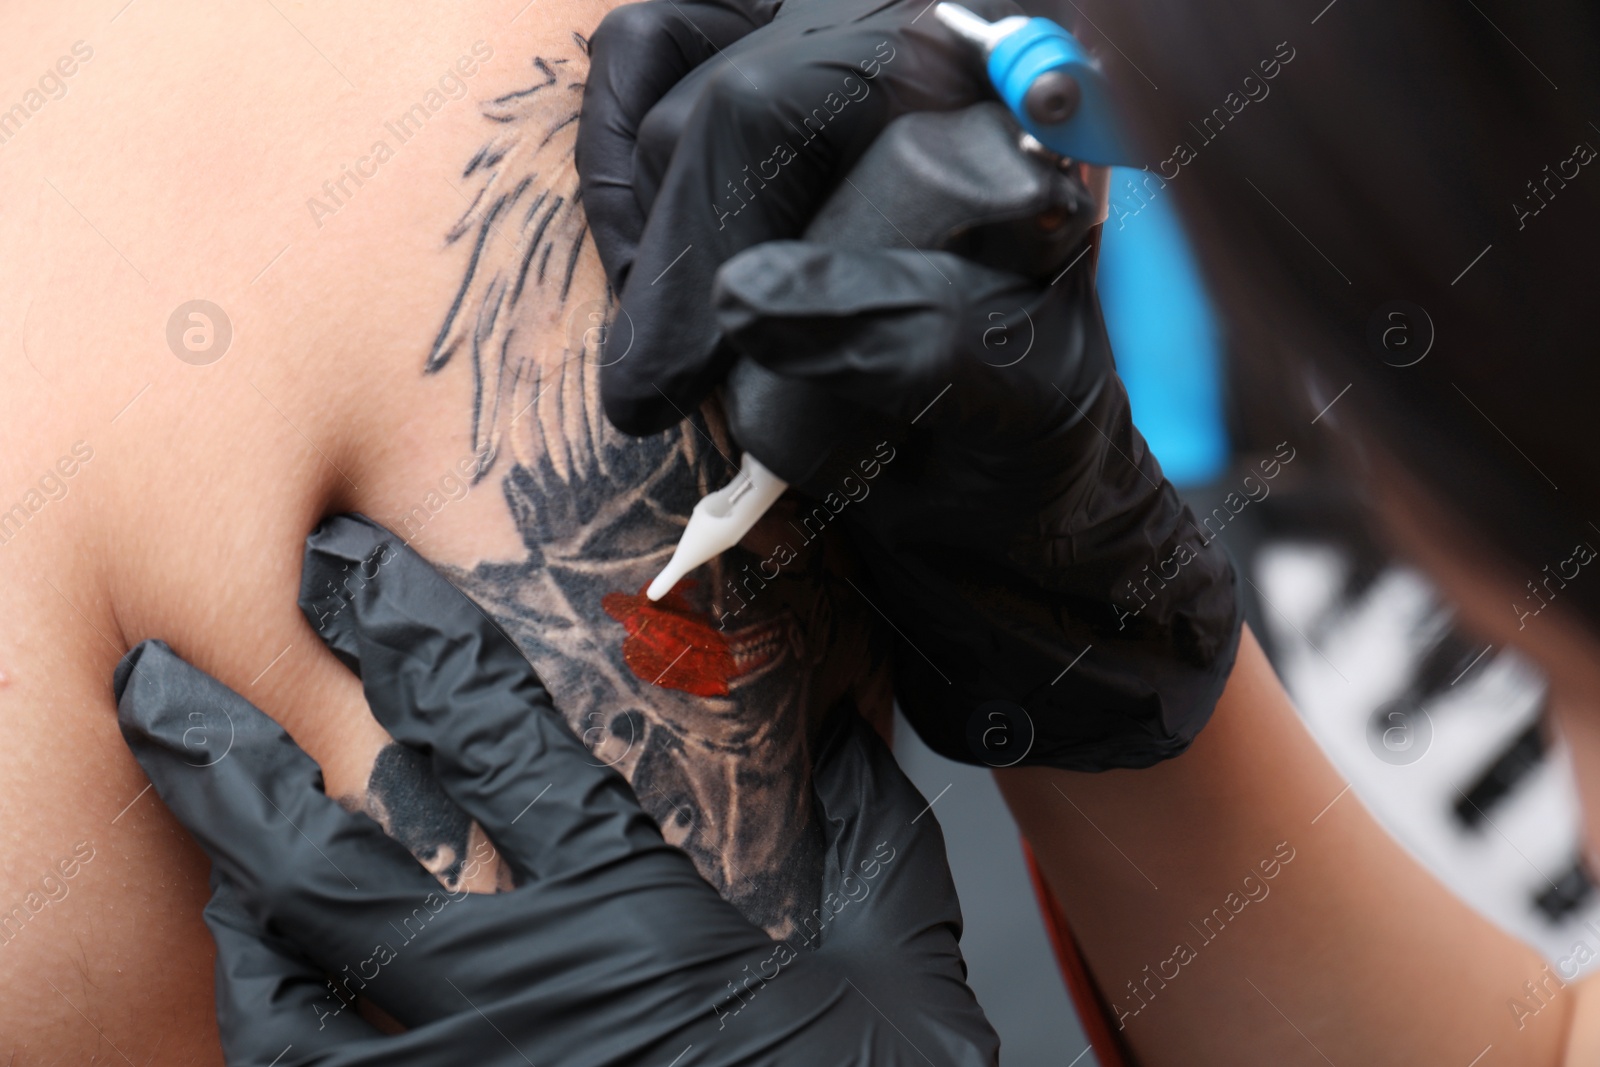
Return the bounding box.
[713,240,1091,447]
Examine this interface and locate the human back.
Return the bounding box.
[0,2,889,1061]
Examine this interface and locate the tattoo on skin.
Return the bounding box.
[366,38,893,936]
[365,744,473,884]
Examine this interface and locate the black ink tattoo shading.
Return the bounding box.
[381,40,892,935]
[365,743,474,886]
[426,43,592,475]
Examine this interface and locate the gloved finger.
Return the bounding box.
[600,0,1008,435]
[805,711,966,951]
[299,515,672,885]
[578,0,773,288]
[714,241,1082,438]
[208,877,535,1067]
[805,711,1000,1064]
[114,641,464,1001]
[204,873,383,1063]
[628,0,1024,211]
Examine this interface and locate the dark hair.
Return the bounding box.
[1067,0,1600,629]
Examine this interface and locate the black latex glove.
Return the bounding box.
[113,515,997,1066]
[577,0,1243,770]
[712,236,1244,772]
[577,0,1018,434]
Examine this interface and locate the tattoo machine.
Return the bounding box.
[647,2,1131,600]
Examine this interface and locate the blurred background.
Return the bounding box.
[892,170,1599,1065]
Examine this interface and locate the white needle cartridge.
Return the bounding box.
[646,452,789,601]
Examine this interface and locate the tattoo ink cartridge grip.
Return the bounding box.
[647,8,1128,601]
[933,2,1128,166]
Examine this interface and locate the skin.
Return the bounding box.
[0,1,888,1062]
[9,4,1591,1067]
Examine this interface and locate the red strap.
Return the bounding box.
[1020,838,1134,1067]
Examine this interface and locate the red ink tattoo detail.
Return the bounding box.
[602,581,737,697]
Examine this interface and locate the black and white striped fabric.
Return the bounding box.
[1252,539,1600,968]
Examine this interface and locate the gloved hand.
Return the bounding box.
[577,0,1019,434]
[577,0,1243,771]
[113,515,998,1066]
[714,232,1243,772]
